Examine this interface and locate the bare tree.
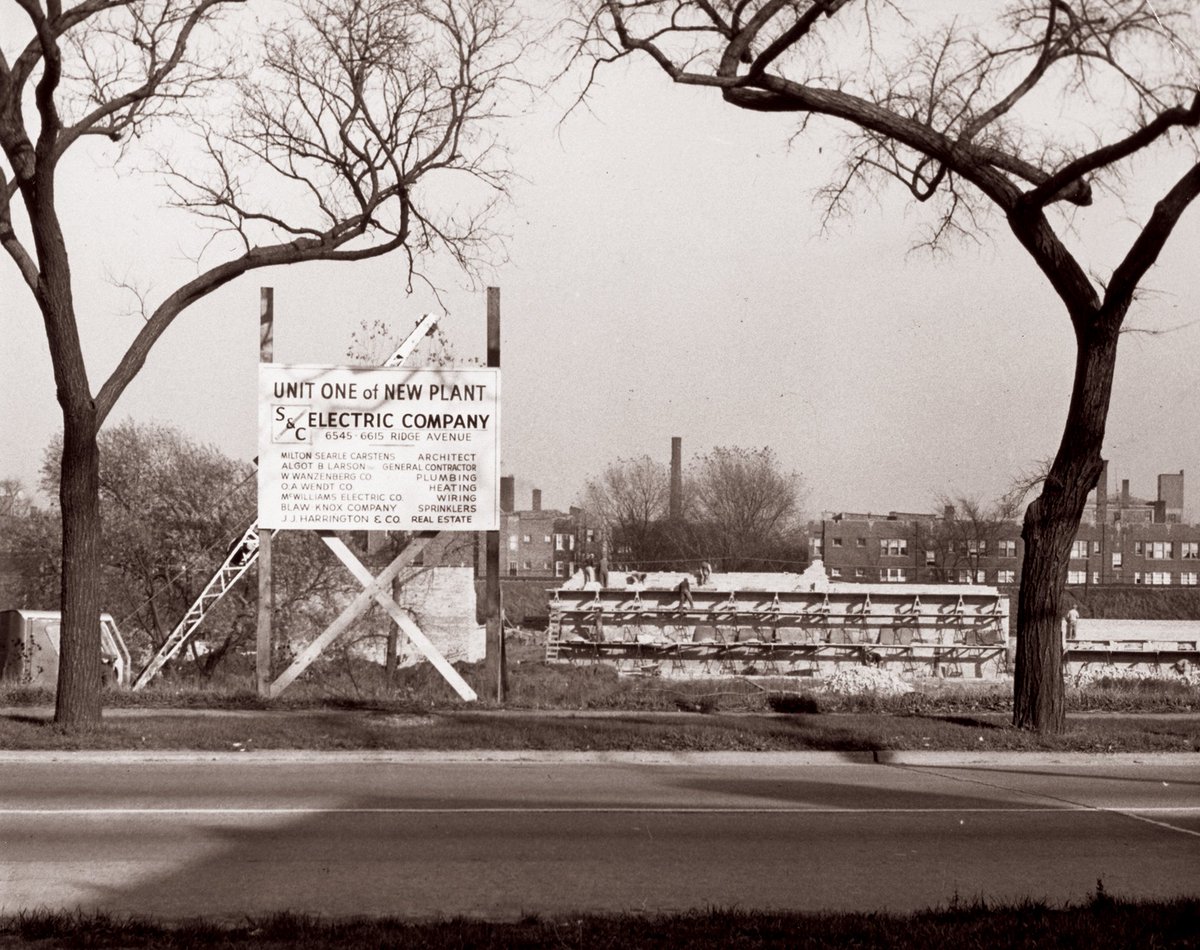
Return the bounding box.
[685,446,806,572]
[574,0,1200,732]
[582,455,673,568]
[927,493,1023,584]
[1,0,528,726]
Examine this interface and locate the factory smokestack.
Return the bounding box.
[670,437,682,521]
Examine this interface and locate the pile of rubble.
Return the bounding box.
[819,666,915,696]
[1071,664,1200,689]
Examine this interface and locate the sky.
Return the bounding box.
[3,4,1199,521]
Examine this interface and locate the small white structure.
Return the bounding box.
[0,609,132,688]
[354,567,485,668]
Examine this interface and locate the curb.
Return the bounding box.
[0,749,1194,767]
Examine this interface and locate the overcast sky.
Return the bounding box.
[3,9,1199,520]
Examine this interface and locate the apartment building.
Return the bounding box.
[818,468,1198,588]
[498,478,604,579]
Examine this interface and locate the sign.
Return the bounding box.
[258,364,499,531]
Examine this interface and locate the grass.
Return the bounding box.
[2,895,1199,948]
[3,650,1197,753]
[1,704,1197,753]
[6,657,1196,715]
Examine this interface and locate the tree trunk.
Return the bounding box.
[1012,322,1119,733]
[385,573,402,683]
[54,407,104,728]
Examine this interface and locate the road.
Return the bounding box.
[1,753,1198,920]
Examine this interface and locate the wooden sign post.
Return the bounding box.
[256,287,274,697]
[484,287,505,702]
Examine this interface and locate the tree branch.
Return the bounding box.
[1103,160,1200,319]
[1022,92,1200,209]
[0,168,39,289]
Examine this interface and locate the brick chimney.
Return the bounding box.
[532,488,542,512]
[500,475,515,514]
[670,436,682,521]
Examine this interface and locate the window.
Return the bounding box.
[522,534,531,544]
[586,529,595,543]
[1180,572,1198,586]
[880,567,908,582]
[522,559,532,570]
[508,536,518,551]
[832,537,843,547]
[967,540,986,556]
[956,569,971,584]
[554,534,567,551]
[998,540,1016,558]
[811,538,824,556]
[1145,541,1173,560]
[1182,542,1199,559]
[856,537,867,547]
[543,560,551,571]
[855,568,866,578]
[1070,540,1089,559]
[544,535,552,544]
[1112,552,1122,569]
[829,568,842,579]
[1092,541,1102,555]
[880,538,908,557]
[554,562,565,578]
[925,550,936,566]
[997,570,1016,584]
[1146,571,1172,585]
[1067,570,1087,585]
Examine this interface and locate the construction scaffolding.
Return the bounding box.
[547,578,1010,679]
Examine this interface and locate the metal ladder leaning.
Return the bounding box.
[130,522,264,691]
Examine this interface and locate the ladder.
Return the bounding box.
[131,522,265,690]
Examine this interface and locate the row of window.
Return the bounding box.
[827,567,1019,584]
[1067,541,1200,561]
[508,530,597,553]
[822,538,1022,558]
[1066,570,1199,586]
[821,567,1200,586]
[823,535,1200,563]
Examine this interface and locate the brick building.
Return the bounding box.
[818,467,1199,588]
[499,478,604,579]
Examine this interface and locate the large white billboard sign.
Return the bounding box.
[258,364,499,531]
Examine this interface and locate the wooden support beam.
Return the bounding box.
[316,532,477,701]
[484,286,504,703]
[267,534,438,698]
[256,287,274,697]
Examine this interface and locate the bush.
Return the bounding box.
[766,692,822,714]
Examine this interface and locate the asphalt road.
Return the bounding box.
[1,753,1198,920]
